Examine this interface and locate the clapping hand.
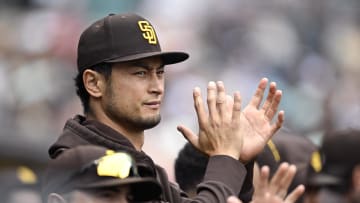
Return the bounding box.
[227,163,305,203]
[178,78,284,162]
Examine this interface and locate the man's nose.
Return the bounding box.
[148,74,164,94]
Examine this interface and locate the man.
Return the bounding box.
[42,145,162,203]
[48,12,284,202]
[303,129,360,203]
[174,142,209,197]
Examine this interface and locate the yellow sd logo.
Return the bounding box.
[97,150,133,179]
[138,21,157,45]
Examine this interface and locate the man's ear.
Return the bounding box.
[83,69,106,98]
[47,193,67,203]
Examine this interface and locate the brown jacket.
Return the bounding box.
[48,115,254,203]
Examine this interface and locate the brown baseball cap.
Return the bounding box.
[306,129,360,188]
[77,13,189,72]
[42,145,162,201]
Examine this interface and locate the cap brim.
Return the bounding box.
[104,51,189,65]
[307,173,344,187]
[79,177,162,201]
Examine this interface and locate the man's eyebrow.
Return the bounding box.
[130,61,164,69]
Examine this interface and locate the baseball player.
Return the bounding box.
[48,12,284,202]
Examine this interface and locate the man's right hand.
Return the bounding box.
[177,81,243,160]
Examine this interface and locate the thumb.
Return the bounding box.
[177,125,199,149]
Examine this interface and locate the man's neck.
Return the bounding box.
[86,113,144,151]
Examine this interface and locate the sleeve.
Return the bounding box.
[177,155,247,203]
[238,160,255,202]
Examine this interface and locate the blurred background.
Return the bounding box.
[0,0,359,183]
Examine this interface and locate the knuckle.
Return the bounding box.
[207,97,215,103]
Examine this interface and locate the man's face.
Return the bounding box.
[68,187,130,203]
[102,56,165,131]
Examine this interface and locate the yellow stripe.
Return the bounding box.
[267,140,281,162]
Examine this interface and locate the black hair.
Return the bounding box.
[174,143,209,193]
[75,63,112,114]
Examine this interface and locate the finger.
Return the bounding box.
[177,125,200,149]
[269,162,289,194]
[249,78,268,108]
[207,81,219,122]
[257,165,270,195]
[261,82,276,112]
[285,184,305,203]
[232,91,242,124]
[227,196,243,203]
[270,110,285,135]
[265,89,282,120]
[224,94,234,122]
[193,87,207,127]
[265,90,282,120]
[216,81,227,119]
[278,164,297,198]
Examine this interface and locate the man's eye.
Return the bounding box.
[157,70,165,75]
[134,71,146,76]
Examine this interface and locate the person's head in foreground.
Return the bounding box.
[42,145,162,203]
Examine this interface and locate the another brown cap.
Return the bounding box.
[42,145,162,201]
[307,129,360,188]
[305,150,339,187]
[257,130,318,194]
[77,13,189,72]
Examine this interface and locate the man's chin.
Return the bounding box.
[139,115,161,130]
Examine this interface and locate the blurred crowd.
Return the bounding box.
[0,0,359,202]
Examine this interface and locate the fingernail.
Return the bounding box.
[208,81,216,87]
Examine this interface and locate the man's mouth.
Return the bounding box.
[143,101,161,109]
